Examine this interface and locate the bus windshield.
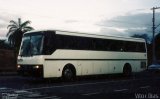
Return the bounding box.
[20,33,44,56]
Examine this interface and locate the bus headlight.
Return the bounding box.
[34,65,40,69]
[17,65,21,69]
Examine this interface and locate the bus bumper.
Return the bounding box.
[17,65,43,77]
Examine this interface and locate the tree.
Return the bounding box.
[7,18,34,51]
[131,34,150,43]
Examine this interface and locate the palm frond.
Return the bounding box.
[21,21,31,28]
[9,27,17,32]
[6,31,14,36]
[8,27,17,31]
[7,27,18,36]
[9,20,19,27]
[7,24,17,29]
[23,26,34,31]
[8,29,16,33]
[6,32,10,36]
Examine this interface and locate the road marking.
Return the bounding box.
[114,89,128,92]
[140,86,150,89]
[0,87,7,90]
[0,87,14,93]
[39,96,61,99]
[14,90,30,93]
[0,87,61,99]
[82,92,100,96]
[23,79,142,91]
[24,81,114,91]
[14,90,46,98]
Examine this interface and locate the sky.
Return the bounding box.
[0,0,160,38]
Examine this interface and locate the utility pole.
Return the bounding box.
[150,7,160,65]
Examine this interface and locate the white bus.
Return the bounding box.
[17,30,147,80]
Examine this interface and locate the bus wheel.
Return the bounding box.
[62,67,74,81]
[123,64,132,77]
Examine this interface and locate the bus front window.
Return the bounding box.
[20,34,44,56]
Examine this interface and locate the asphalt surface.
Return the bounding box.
[0,71,160,99]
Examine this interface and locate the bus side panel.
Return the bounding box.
[93,61,102,74]
[43,61,60,78]
[43,60,78,78]
[130,61,138,72]
[130,61,146,72]
[43,60,146,78]
[89,61,124,75]
[78,61,93,75]
[100,60,144,74]
[93,61,109,74]
[108,61,124,74]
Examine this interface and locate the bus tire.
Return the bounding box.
[62,65,75,81]
[123,64,132,77]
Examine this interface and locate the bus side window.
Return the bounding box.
[125,41,133,52]
[92,38,96,50]
[66,36,76,49]
[43,32,56,55]
[95,39,104,51]
[109,40,119,51]
[125,41,138,52]
[105,39,112,51]
[115,40,124,51]
[136,42,145,52]
[76,36,87,50]
[56,35,63,49]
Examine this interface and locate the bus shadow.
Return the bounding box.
[24,70,156,85]
[25,74,132,84]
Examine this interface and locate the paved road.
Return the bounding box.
[0,71,160,99]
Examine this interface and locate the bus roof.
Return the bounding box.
[24,29,146,42]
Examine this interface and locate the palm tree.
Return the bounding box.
[7,18,34,50]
